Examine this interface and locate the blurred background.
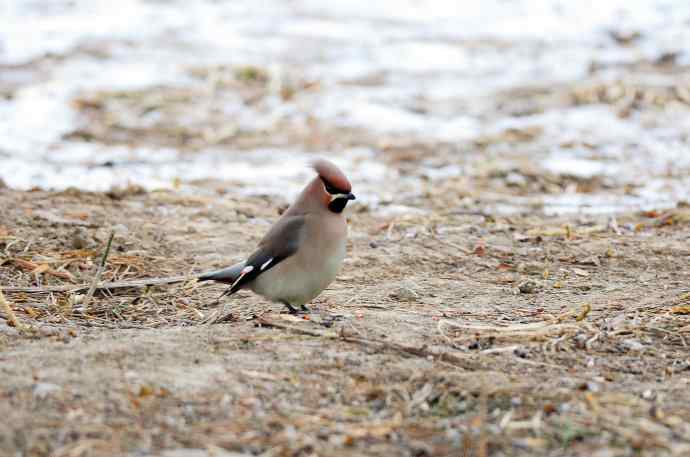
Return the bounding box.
[2,0,690,215]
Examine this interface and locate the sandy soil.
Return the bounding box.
[1,186,690,457]
[4,2,690,456]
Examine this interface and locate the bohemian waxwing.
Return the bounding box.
[198,159,355,313]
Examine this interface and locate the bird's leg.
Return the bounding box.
[282,302,299,314]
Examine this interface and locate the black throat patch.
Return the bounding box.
[328,197,349,213]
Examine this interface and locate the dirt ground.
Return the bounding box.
[5,1,690,456]
[1,185,690,457]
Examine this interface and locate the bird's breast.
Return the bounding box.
[251,215,347,305]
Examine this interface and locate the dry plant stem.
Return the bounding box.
[83,232,114,311]
[478,380,488,457]
[256,316,482,370]
[2,275,194,294]
[0,287,25,331]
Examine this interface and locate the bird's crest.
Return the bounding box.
[311,158,351,193]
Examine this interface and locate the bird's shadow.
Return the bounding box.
[201,296,346,328]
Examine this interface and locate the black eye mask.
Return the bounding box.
[321,178,355,213]
[322,178,349,195]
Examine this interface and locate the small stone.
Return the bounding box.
[112,224,129,236]
[106,184,146,200]
[389,281,420,302]
[518,280,540,294]
[577,381,600,392]
[71,227,94,249]
[572,268,590,277]
[517,262,544,275]
[513,347,529,358]
[574,334,588,349]
[513,232,531,242]
[623,339,645,352]
[505,172,528,187]
[642,389,655,400]
[543,403,557,414]
[578,255,601,266]
[33,383,61,399]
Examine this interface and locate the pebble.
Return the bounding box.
[71,227,94,249]
[518,280,540,294]
[623,339,645,352]
[33,382,61,399]
[389,281,420,302]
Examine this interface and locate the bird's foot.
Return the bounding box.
[280,303,312,315]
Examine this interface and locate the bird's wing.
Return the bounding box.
[223,215,306,296]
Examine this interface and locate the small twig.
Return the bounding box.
[433,236,472,255]
[478,379,488,457]
[1,275,194,294]
[480,345,521,354]
[256,316,482,370]
[0,287,25,331]
[83,232,114,310]
[438,318,594,343]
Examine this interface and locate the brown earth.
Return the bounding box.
[1,186,690,457]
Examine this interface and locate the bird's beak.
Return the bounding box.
[346,192,356,200]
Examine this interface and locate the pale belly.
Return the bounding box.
[250,240,346,306]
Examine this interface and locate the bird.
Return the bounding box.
[197,159,356,313]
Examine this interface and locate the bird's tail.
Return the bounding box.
[197,262,246,284]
